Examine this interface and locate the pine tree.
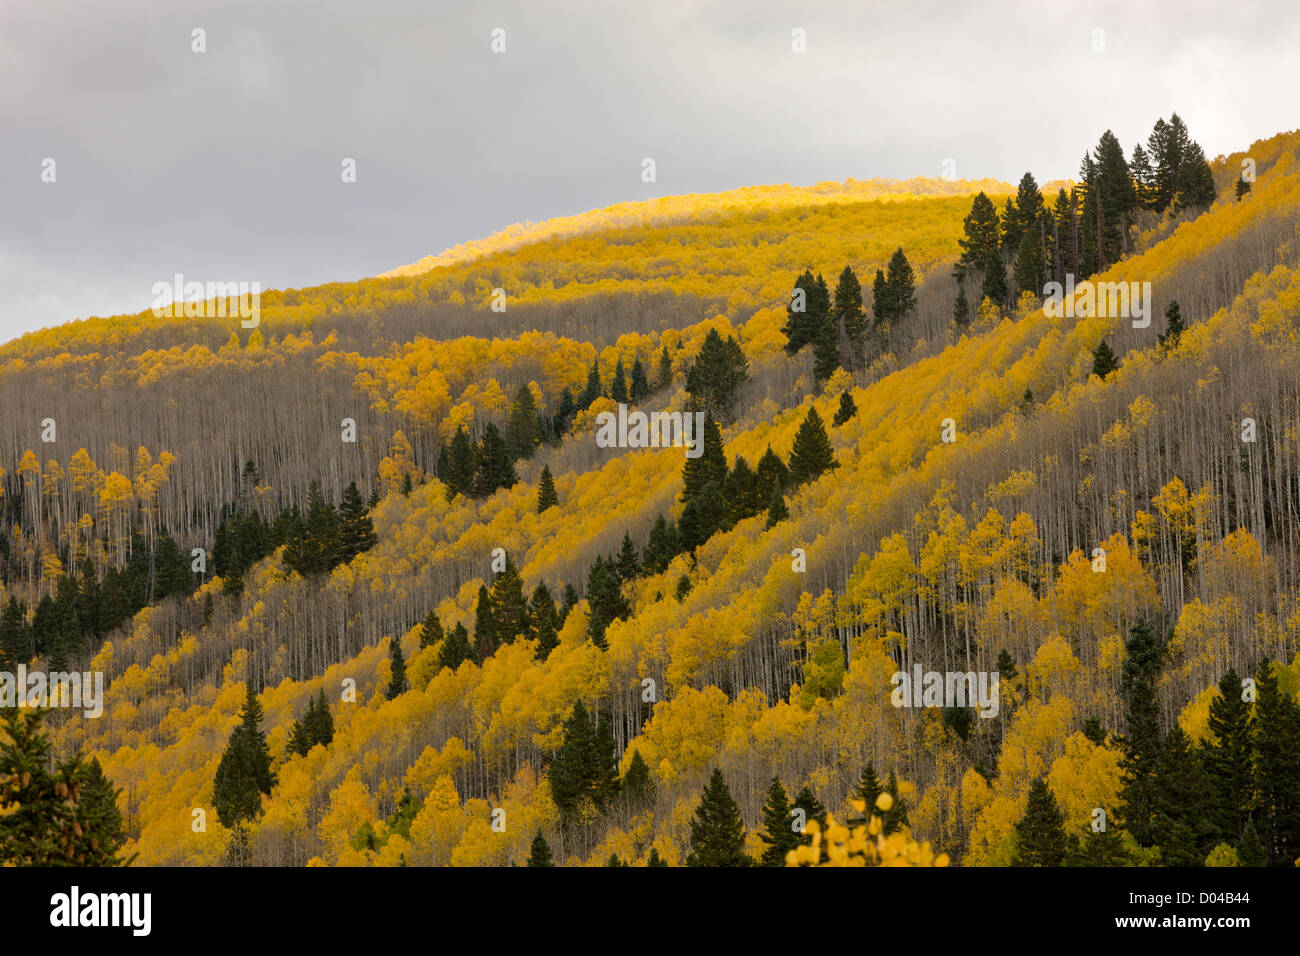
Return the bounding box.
[629,355,650,402]
[811,310,840,383]
[782,270,820,354]
[616,531,640,581]
[0,596,29,669]
[656,346,673,391]
[764,483,789,530]
[585,556,629,649]
[1150,726,1213,865]
[954,192,1001,282]
[445,426,477,500]
[537,465,558,512]
[787,407,838,487]
[609,358,628,405]
[337,481,377,563]
[1013,228,1043,300]
[848,764,884,827]
[831,391,856,427]
[792,784,827,838]
[1130,142,1155,209]
[578,359,603,409]
[1236,177,1252,201]
[386,636,407,699]
[1013,777,1069,866]
[213,684,276,829]
[1158,300,1185,350]
[436,622,473,671]
[871,269,890,332]
[755,446,789,501]
[723,456,765,527]
[527,831,555,867]
[472,423,517,498]
[527,582,559,657]
[307,689,334,747]
[1203,668,1253,844]
[549,701,598,821]
[758,777,800,866]
[489,558,528,645]
[883,770,909,835]
[680,416,727,503]
[884,248,916,321]
[952,285,971,329]
[833,264,867,365]
[1093,129,1136,265]
[1174,140,1217,212]
[1252,659,1300,865]
[622,750,655,808]
[647,847,667,866]
[686,768,750,866]
[472,585,497,661]
[1238,817,1267,867]
[1118,618,1165,846]
[685,329,749,416]
[592,717,621,808]
[420,610,444,649]
[641,514,679,575]
[980,248,1007,308]
[1091,340,1120,380]
[505,383,544,461]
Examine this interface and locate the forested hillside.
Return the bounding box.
[4,118,1300,869]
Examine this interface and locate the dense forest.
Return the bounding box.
[3,115,1300,868]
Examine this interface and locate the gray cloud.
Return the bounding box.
[2,0,1297,342]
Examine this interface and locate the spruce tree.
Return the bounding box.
[505,383,544,461]
[832,390,856,426]
[883,770,909,834]
[871,269,890,332]
[578,359,603,409]
[445,427,476,500]
[884,248,916,321]
[685,329,749,416]
[527,831,555,867]
[792,784,827,838]
[1203,668,1253,844]
[1150,726,1212,865]
[472,423,517,498]
[758,777,800,866]
[980,248,1007,308]
[686,768,751,866]
[952,285,971,329]
[337,481,377,563]
[1174,140,1217,212]
[622,750,655,808]
[755,446,789,500]
[764,483,789,530]
[609,358,628,405]
[1238,817,1267,867]
[616,532,641,581]
[436,622,473,671]
[1158,300,1185,350]
[629,355,650,402]
[782,270,820,354]
[1091,340,1120,379]
[420,610,444,649]
[656,346,673,391]
[585,556,630,648]
[1013,777,1069,866]
[848,764,884,827]
[1118,618,1165,846]
[722,456,764,527]
[386,636,407,699]
[647,846,667,866]
[549,700,598,820]
[833,264,867,365]
[489,558,528,645]
[680,416,727,503]
[537,465,559,512]
[213,684,276,829]
[954,192,1001,282]
[1236,177,1251,201]
[787,407,839,487]
[306,689,334,747]
[811,311,840,383]
[1252,659,1300,865]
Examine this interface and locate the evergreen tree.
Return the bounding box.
[1203,668,1253,844]
[472,585,497,661]
[758,777,800,866]
[592,717,621,808]
[213,684,276,829]
[1013,777,1069,866]
[436,622,474,671]
[1130,142,1155,209]
[505,383,544,461]
[578,359,603,409]
[765,483,789,530]
[1150,726,1212,865]
[585,556,630,649]
[1118,618,1165,846]
[954,192,1001,282]
[787,407,839,487]
[848,764,884,827]
[551,387,577,437]
[792,784,827,837]
[641,514,680,575]
[723,456,765,527]
[629,355,650,402]
[0,596,29,668]
[1093,129,1136,265]
[1174,140,1217,212]
[1238,817,1267,867]
[1252,659,1300,865]
[656,346,673,391]
[832,390,856,426]
[386,637,407,700]
[782,269,821,354]
[306,689,334,748]
[527,582,559,657]
[755,446,789,501]
[1013,228,1043,300]
[1091,339,1120,379]
[883,770,909,834]
[549,701,598,820]
[685,329,749,416]
[686,768,750,866]
[616,531,640,581]
[536,465,558,512]
[884,248,916,321]
[871,269,890,332]
[622,750,655,808]
[489,558,528,645]
[337,481,377,563]
[833,264,867,365]
[420,610,444,649]
[527,831,554,866]
[445,426,477,500]
[952,285,971,328]
[472,423,517,498]
[609,358,628,405]
[1158,300,1185,350]
[647,847,667,867]
[811,310,840,383]
[680,416,727,503]
[1236,177,1252,201]
[980,248,1007,308]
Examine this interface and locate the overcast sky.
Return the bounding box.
[2,0,1297,343]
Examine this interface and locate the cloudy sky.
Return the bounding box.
[2,0,1297,343]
